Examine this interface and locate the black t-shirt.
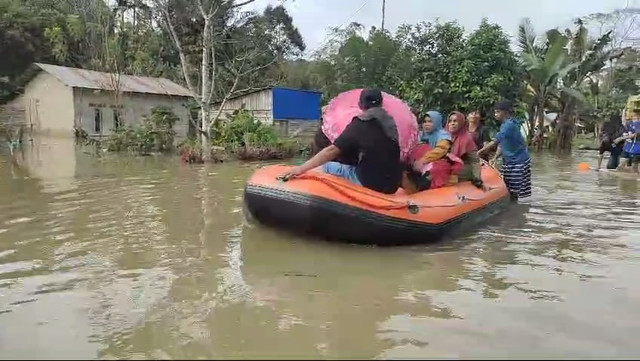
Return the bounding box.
[312,127,358,165]
[334,118,402,194]
[599,136,624,155]
[470,126,491,149]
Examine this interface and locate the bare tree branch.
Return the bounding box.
[153,0,200,101]
[195,0,207,18]
[207,31,217,105]
[229,0,257,9]
[239,56,278,77]
[208,54,278,128]
[209,75,241,128]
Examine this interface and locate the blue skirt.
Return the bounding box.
[501,158,532,199]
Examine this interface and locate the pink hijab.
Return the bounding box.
[446,111,478,158]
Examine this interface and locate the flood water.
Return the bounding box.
[0,135,639,359]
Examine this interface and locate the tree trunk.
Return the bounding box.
[200,108,211,159]
[556,101,575,151]
[534,102,545,151]
[200,17,212,161]
[526,103,536,145]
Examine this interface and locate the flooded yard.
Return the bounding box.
[0,135,639,358]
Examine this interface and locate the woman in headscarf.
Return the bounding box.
[446,111,483,187]
[401,111,463,193]
[418,111,452,159]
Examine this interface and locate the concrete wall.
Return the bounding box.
[11,72,75,135]
[72,89,190,140]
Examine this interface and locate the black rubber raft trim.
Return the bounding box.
[244,184,511,246]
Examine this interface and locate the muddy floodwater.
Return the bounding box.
[0,136,639,359]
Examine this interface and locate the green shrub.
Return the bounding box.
[177,138,227,163]
[212,109,278,147]
[105,106,178,154]
[212,109,303,161]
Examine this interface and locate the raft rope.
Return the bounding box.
[283,172,498,212]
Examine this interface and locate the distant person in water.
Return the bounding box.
[281,88,403,194]
[478,101,531,201]
[614,109,640,173]
[597,113,626,170]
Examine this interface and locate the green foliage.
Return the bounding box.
[389,19,522,129]
[213,109,278,147]
[517,17,618,150]
[211,109,301,161]
[106,106,177,154]
[3,0,637,156]
[281,19,521,130]
[0,0,302,106]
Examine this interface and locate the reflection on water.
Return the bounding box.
[0,135,639,359]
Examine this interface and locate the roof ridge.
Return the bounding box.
[34,63,192,97]
[34,63,176,82]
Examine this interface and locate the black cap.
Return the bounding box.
[359,88,383,109]
[494,100,514,112]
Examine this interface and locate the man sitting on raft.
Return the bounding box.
[309,115,358,166]
[281,88,403,194]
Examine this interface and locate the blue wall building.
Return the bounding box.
[217,86,322,137]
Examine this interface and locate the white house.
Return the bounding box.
[2,63,192,140]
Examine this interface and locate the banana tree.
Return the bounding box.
[554,19,620,150]
[517,18,582,150]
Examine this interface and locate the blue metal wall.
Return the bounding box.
[271,87,321,121]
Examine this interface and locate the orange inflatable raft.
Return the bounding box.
[244,163,511,245]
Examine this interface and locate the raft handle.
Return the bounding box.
[407,203,420,214]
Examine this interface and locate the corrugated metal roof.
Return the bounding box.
[34,63,192,97]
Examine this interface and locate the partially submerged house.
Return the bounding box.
[215,86,322,138]
[2,63,192,139]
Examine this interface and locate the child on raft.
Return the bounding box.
[478,101,531,201]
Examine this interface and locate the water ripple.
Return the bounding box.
[0,150,639,359]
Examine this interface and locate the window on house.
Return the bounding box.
[113,109,121,130]
[94,108,102,133]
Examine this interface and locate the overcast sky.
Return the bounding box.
[248,0,636,55]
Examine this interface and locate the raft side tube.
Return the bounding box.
[244,183,510,246]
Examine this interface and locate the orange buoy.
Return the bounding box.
[577,162,590,171]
